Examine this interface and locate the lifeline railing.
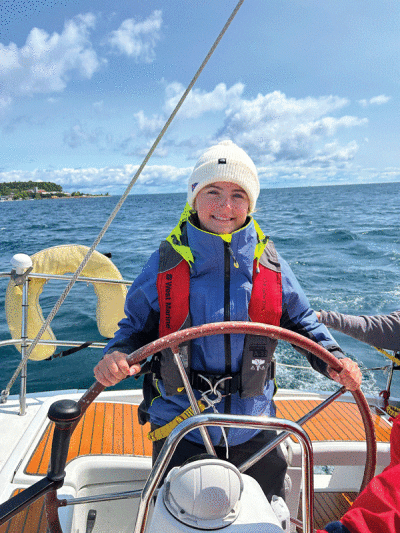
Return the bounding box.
[0,269,133,414]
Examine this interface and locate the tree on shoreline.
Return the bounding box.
[0,181,62,195]
[0,181,108,200]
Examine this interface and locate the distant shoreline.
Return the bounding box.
[0,181,110,201]
[0,194,109,202]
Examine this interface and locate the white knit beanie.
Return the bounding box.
[188,140,260,213]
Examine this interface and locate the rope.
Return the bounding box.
[2,0,246,399]
[277,362,313,371]
[374,347,400,366]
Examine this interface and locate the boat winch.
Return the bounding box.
[147,456,288,532]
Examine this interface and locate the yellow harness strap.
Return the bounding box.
[387,404,400,417]
[147,400,207,442]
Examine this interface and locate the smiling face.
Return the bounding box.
[193,181,250,234]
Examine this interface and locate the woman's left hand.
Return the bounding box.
[328,357,362,391]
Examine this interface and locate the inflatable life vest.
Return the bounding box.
[156,232,282,398]
[5,244,128,361]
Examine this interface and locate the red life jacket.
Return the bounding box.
[157,242,282,337]
[155,237,283,398]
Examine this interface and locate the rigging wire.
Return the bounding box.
[2,0,246,399]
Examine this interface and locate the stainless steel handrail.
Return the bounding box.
[19,275,29,415]
[134,413,314,533]
[62,488,145,506]
[21,272,133,285]
[1,271,133,285]
[0,339,107,349]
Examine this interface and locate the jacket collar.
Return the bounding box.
[166,203,268,268]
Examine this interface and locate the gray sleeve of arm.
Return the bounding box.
[319,310,400,351]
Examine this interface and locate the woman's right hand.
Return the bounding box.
[94,351,141,387]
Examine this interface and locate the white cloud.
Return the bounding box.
[369,95,391,105]
[88,84,370,169]
[358,94,391,107]
[216,91,367,165]
[134,110,165,135]
[0,164,192,194]
[133,85,367,168]
[3,161,400,195]
[164,82,245,119]
[105,10,162,61]
[0,13,101,109]
[256,162,400,189]
[310,141,360,166]
[0,10,164,115]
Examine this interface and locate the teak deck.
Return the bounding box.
[1,398,392,532]
[26,402,152,476]
[297,491,358,531]
[275,398,391,443]
[0,493,46,533]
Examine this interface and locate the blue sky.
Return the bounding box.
[0,0,399,195]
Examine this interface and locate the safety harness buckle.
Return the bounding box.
[198,374,232,411]
[191,370,241,396]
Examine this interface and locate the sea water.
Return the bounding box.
[0,182,399,397]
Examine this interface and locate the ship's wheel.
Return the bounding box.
[45,322,377,532]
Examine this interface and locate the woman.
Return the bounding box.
[95,140,361,501]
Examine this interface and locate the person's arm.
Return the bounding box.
[280,256,361,390]
[318,310,400,352]
[94,251,160,387]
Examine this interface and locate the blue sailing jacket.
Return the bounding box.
[104,216,344,446]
